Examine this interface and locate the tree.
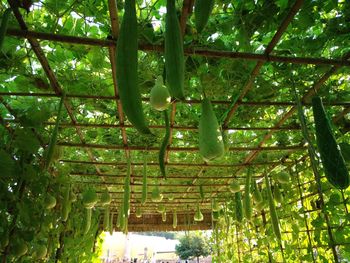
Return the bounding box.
[137,232,176,239]
[175,235,210,263]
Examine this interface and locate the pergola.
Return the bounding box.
[1,0,350,261]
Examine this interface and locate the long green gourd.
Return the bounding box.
[119,203,125,231]
[141,157,147,204]
[123,156,131,218]
[173,210,177,229]
[61,185,71,222]
[0,8,11,52]
[116,204,122,228]
[212,198,219,212]
[159,110,170,178]
[109,213,114,235]
[165,0,185,100]
[293,88,327,199]
[235,192,243,223]
[83,208,92,234]
[124,218,128,235]
[194,0,215,33]
[103,206,110,231]
[221,130,229,153]
[312,96,350,189]
[161,211,167,222]
[212,210,219,221]
[244,168,252,220]
[264,172,281,240]
[116,0,151,134]
[199,98,225,161]
[252,179,262,204]
[44,94,65,170]
[273,184,284,204]
[199,184,205,201]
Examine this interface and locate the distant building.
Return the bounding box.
[101,232,180,263]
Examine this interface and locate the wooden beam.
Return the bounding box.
[99,212,212,232]
[3,92,350,107]
[7,28,350,67]
[62,159,293,168]
[57,142,307,152]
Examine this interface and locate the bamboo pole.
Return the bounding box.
[1,91,349,107]
[58,141,306,151]
[6,29,350,67]
[61,159,294,167]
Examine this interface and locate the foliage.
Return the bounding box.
[209,165,350,262]
[0,0,350,262]
[0,95,102,261]
[175,234,210,263]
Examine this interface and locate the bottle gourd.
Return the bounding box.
[194,0,214,33]
[199,98,224,161]
[312,96,349,189]
[116,0,151,134]
[165,0,185,100]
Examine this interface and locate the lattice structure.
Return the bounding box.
[1,0,350,261]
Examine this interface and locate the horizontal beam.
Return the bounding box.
[75,172,315,197]
[100,212,212,232]
[1,92,350,107]
[70,172,262,180]
[4,119,301,131]
[108,200,216,206]
[72,180,231,187]
[58,142,307,152]
[76,190,227,197]
[62,159,293,168]
[7,29,350,67]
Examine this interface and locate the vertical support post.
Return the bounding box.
[245,221,254,261]
[295,163,317,262]
[235,224,241,263]
[261,211,273,263]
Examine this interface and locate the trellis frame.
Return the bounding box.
[1,0,350,261]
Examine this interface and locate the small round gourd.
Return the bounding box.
[12,241,28,257]
[150,76,171,111]
[82,188,98,209]
[44,194,56,210]
[229,181,240,193]
[194,204,204,222]
[135,207,142,218]
[32,244,47,259]
[275,171,289,184]
[151,185,163,202]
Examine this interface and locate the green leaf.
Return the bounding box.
[17,105,50,127]
[275,0,288,9]
[13,128,41,154]
[0,149,15,177]
[328,192,341,205]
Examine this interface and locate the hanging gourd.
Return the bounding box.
[165,0,185,100]
[199,98,225,161]
[116,0,151,134]
[312,96,350,189]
